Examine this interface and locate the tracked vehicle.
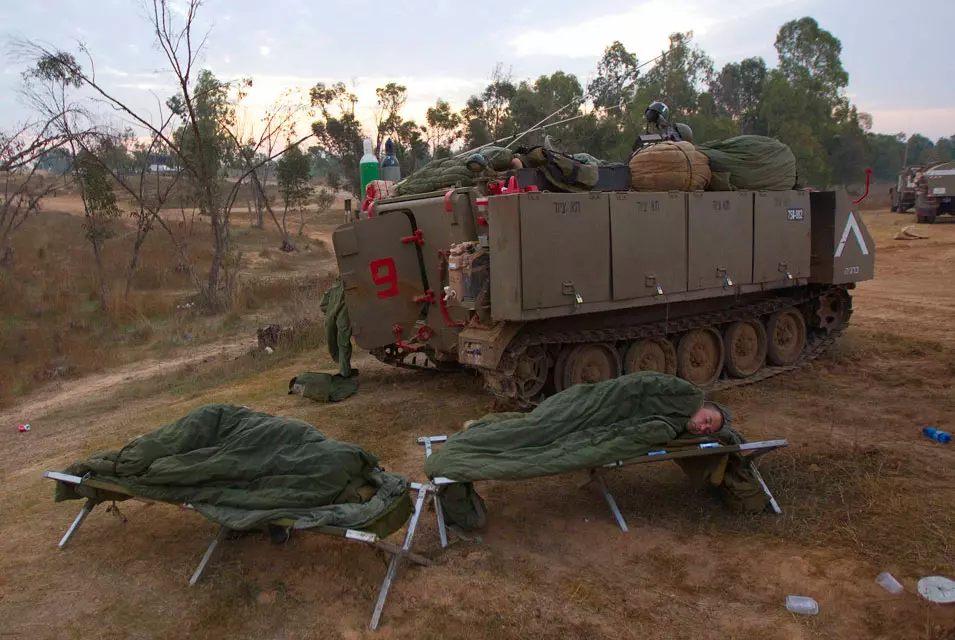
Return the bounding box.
[332,181,874,405]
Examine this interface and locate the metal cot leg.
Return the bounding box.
[189,526,229,586]
[595,475,629,532]
[369,485,428,631]
[750,465,782,515]
[59,499,96,549]
[432,492,448,548]
[421,437,449,548]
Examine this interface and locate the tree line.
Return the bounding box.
[3,1,333,312]
[313,18,953,194]
[1,5,951,314]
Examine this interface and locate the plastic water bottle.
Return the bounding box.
[359,138,379,197]
[380,138,401,182]
[923,427,952,444]
[785,595,818,615]
[876,572,904,594]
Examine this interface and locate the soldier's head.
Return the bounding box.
[675,122,694,143]
[645,101,670,125]
[686,402,724,435]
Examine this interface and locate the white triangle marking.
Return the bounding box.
[834,212,869,258]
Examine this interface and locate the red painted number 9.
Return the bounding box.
[369,257,399,299]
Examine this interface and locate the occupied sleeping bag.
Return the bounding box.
[424,372,768,529]
[54,404,411,535]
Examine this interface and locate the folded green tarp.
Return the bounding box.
[697,135,797,191]
[424,372,769,529]
[55,404,411,536]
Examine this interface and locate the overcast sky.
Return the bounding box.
[1,0,953,143]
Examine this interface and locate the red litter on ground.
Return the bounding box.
[17,424,31,432]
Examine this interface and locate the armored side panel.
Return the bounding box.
[333,213,426,349]
[520,192,611,310]
[335,190,476,352]
[809,190,875,284]
[926,164,955,198]
[488,194,523,321]
[926,165,955,214]
[610,191,687,300]
[687,191,754,291]
[753,190,811,284]
[373,189,478,252]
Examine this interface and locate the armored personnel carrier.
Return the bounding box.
[332,179,874,406]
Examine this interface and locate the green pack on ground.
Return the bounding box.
[288,370,359,403]
[54,404,412,536]
[424,372,769,529]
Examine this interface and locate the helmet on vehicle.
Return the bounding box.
[675,122,694,143]
[645,101,670,124]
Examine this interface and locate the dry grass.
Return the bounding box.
[4,211,955,639]
[0,199,338,407]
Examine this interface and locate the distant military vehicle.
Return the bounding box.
[890,166,922,212]
[332,175,875,406]
[916,161,955,223]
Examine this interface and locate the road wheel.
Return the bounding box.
[562,343,621,389]
[623,338,677,375]
[551,346,573,393]
[812,289,851,334]
[766,309,807,366]
[676,328,724,386]
[723,320,768,378]
[511,345,549,400]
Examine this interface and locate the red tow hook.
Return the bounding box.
[401,229,424,245]
[853,168,872,204]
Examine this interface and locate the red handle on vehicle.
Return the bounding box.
[853,169,872,204]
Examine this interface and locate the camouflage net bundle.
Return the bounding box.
[629,141,711,192]
[394,147,516,196]
[696,135,797,191]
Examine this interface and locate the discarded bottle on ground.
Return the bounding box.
[923,427,952,444]
[786,595,818,615]
[877,572,904,594]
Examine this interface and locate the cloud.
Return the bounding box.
[167,1,188,17]
[116,82,175,92]
[101,67,130,78]
[259,45,271,57]
[865,107,955,140]
[508,0,803,61]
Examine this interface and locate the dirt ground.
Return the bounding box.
[2,211,955,639]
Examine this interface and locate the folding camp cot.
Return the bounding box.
[417,435,788,545]
[43,471,433,631]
